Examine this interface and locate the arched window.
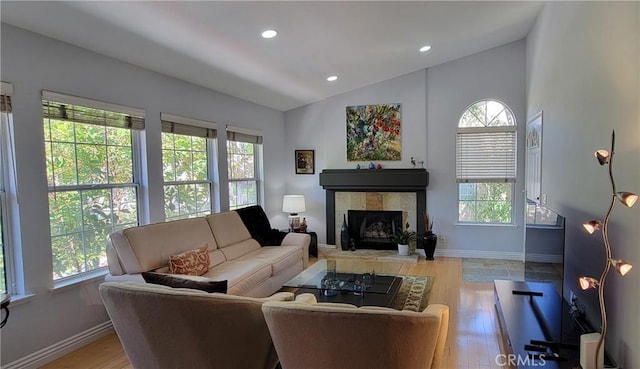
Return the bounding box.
[456,100,516,223]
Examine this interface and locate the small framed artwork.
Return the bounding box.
[295,150,315,174]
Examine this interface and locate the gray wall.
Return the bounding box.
[0,24,286,365]
[526,2,639,367]
[427,40,527,258]
[284,70,428,245]
[285,40,528,258]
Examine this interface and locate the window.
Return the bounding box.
[0,82,13,294]
[456,100,516,223]
[226,126,263,210]
[162,114,217,221]
[43,91,144,280]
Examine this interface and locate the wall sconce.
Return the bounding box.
[282,195,306,232]
[579,130,636,369]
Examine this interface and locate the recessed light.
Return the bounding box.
[419,45,432,53]
[261,29,278,39]
[327,75,338,82]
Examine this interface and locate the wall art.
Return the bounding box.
[346,103,401,161]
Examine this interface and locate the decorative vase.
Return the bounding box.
[368,162,375,169]
[397,243,410,256]
[422,232,438,260]
[340,214,350,251]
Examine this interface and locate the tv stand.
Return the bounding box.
[494,280,580,369]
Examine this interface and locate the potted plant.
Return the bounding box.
[393,222,416,256]
[422,211,437,260]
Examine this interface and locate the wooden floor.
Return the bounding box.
[41,257,510,369]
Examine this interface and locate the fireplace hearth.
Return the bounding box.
[319,169,429,246]
[348,210,403,250]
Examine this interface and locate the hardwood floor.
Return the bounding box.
[41,257,510,369]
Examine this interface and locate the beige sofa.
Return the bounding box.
[105,210,310,297]
[99,281,304,369]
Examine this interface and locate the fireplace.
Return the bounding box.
[319,169,429,247]
[348,210,403,250]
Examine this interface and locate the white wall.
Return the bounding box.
[427,40,527,257]
[0,24,286,366]
[284,70,428,243]
[526,2,639,367]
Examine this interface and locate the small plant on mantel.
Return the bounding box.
[393,222,417,245]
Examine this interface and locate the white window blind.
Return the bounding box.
[161,113,217,138]
[456,127,516,183]
[226,125,263,144]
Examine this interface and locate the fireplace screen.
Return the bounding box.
[347,210,403,250]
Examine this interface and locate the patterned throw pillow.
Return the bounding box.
[168,244,210,276]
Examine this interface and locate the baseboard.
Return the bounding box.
[525,253,563,263]
[3,321,114,369]
[434,248,523,261]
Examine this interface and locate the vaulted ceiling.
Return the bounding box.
[1,1,544,111]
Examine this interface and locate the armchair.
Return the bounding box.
[261,298,449,369]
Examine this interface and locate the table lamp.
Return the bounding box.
[283,195,306,232]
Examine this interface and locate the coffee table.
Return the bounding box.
[281,259,404,307]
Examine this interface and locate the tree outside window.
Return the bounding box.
[162,132,212,220]
[43,97,141,280]
[227,140,260,210]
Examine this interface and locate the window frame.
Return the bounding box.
[161,113,218,221]
[226,126,263,211]
[42,91,144,284]
[456,99,517,225]
[0,85,16,294]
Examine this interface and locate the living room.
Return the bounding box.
[1,2,638,368]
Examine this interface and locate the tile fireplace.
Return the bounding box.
[319,169,429,248]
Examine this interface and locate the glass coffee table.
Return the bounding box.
[281,259,404,307]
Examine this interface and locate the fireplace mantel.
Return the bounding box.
[319,169,429,245]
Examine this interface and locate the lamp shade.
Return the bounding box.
[282,195,306,214]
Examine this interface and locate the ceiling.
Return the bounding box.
[1,1,544,111]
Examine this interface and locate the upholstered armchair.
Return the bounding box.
[99,281,296,369]
[262,298,449,369]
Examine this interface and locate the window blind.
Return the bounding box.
[226,125,263,144]
[0,82,12,113]
[161,113,216,138]
[456,127,516,183]
[42,91,144,130]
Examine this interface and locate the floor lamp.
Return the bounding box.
[579,130,636,369]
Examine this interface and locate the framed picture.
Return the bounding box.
[346,103,401,161]
[295,150,315,174]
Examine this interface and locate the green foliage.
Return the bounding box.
[459,183,512,223]
[227,141,258,210]
[45,114,138,280]
[393,222,417,244]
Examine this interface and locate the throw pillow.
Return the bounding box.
[168,244,210,276]
[142,272,227,293]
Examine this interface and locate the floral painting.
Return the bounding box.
[346,103,401,161]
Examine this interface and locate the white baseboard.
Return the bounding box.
[434,248,524,261]
[4,321,114,369]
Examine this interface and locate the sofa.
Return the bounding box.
[262,297,450,369]
[105,207,310,297]
[99,281,308,369]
